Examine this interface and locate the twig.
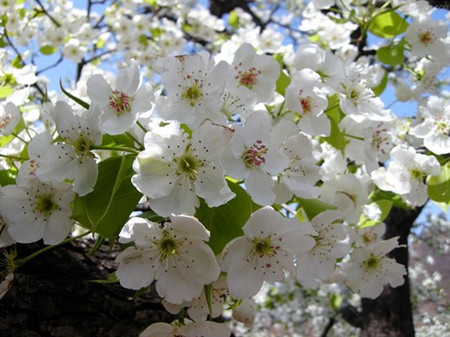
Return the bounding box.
[35,0,61,27]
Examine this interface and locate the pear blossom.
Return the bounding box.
[344,237,406,299]
[115,215,220,305]
[285,68,330,136]
[0,102,20,136]
[0,64,37,86]
[340,116,396,172]
[156,52,228,127]
[278,134,321,199]
[221,111,289,206]
[295,210,351,288]
[132,120,234,216]
[87,59,153,135]
[163,276,228,321]
[319,174,370,224]
[221,206,316,298]
[139,321,231,337]
[404,16,447,60]
[226,43,280,104]
[410,96,450,155]
[371,145,440,206]
[232,297,257,327]
[0,178,74,245]
[339,64,393,122]
[0,187,15,248]
[62,38,87,63]
[354,222,386,248]
[36,102,103,196]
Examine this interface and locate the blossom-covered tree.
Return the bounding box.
[0,0,449,336]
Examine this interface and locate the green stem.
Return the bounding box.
[344,133,365,141]
[14,231,91,268]
[125,132,144,150]
[136,121,148,134]
[91,145,139,154]
[324,103,340,113]
[0,153,28,160]
[11,132,28,144]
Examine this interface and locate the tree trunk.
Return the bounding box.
[359,207,420,337]
[0,240,175,337]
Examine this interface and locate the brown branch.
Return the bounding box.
[34,0,61,27]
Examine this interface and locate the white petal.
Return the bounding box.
[86,74,112,104]
[116,60,140,94]
[194,165,235,208]
[245,169,275,206]
[116,247,157,290]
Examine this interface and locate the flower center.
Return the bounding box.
[236,66,261,89]
[410,168,424,180]
[363,231,378,244]
[242,140,268,167]
[252,237,277,257]
[181,80,203,107]
[435,120,450,135]
[35,193,59,217]
[73,134,93,157]
[157,231,181,260]
[109,90,132,115]
[363,254,380,270]
[176,152,203,180]
[419,30,434,46]
[300,96,313,113]
[0,116,11,131]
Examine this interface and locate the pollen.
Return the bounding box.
[157,231,182,260]
[35,193,59,217]
[242,140,268,167]
[300,96,313,113]
[237,67,261,89]
[0,116,11,131]
[363,254,380,270]
[109,90,132,115]
[252,237,276,257]
[418,30,434,46]
[176,152,203,180]
[181,80,203,107]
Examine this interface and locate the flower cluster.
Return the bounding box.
[0,0,449,336]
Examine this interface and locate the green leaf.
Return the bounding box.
[0,170,15,186]
[138,34,149,46]
[330,293,342,311]
[11,56,24,69]
[324,94,344,123]
[72,155,142,238]
[297,197,337,221]
[427,163,450,204]
[371,70,388,96]
[0,85,13,98]
[194,181,251,254]
[228,10,239,29]
[369,11,408,38]
[323,117,346,150]
[137,210,165,223]
[377,43,404,66]
[275,69,291,96]
[358,199,393,228]
[0,118,25,147]
[39,45,58,55]
[59,79,90,109]
[101,134,135,148]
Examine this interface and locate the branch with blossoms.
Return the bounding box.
[0,1,449,336]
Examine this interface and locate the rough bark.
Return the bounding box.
[359,207,421,337]
[0,240,175,337]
